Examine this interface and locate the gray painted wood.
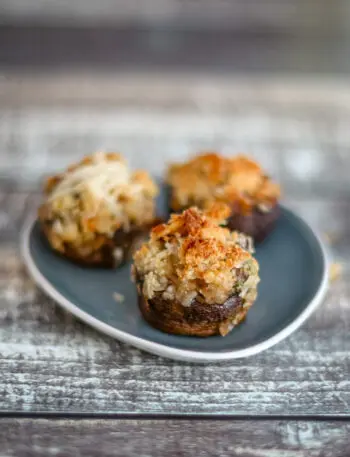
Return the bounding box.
[1,75,350,194]
[1,419,350,456]
[3,23,350,74]
[0,75,349,416]
[0,192,348,415]
[0,0,343,33]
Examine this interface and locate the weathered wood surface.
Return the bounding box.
[0,75,349,416]
[1,419,350,456]
[0,196,348,415]
[2,75,350,194]
[0,0,339,31]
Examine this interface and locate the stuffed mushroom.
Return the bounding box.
[167,152,281,242]
[132,204,259,337]
[39,152,159,267]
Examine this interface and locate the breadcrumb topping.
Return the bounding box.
[133,205,259,306]
[39,152,158,254]
[167,152,280,214]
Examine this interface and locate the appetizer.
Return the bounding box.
[132,204,259,337]
[39,152,159,267]
[167,152,281,241]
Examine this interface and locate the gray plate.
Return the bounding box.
[22,201,328,362]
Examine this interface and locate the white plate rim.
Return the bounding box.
[21,209,329,363]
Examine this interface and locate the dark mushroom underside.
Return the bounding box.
[169,195,280,243]
[137,283,249,337]
[41,221,158,268]
[226,204,280,242]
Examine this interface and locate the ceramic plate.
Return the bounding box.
[21,197,328,362]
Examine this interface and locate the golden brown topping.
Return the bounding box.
[167,152,280,214]
[133,206,259,306]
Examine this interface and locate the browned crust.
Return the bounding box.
[137,282,250,337]
[168,189,280,242]
[167,153,281,214]
[148,204,250,271]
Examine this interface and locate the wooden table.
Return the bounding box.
[0,73,349,455]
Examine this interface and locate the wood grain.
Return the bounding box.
[1,75,350,195]
[1,419,349,456]
[0,191,348,415]
[0,0,336,31]
[0,75,349,417]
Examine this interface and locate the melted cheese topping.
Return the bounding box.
[40,152,158,248]
[50,153,128,201]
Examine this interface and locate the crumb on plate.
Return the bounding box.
[113,292,125,303]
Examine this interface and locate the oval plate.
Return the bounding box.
[21,206,328,363]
